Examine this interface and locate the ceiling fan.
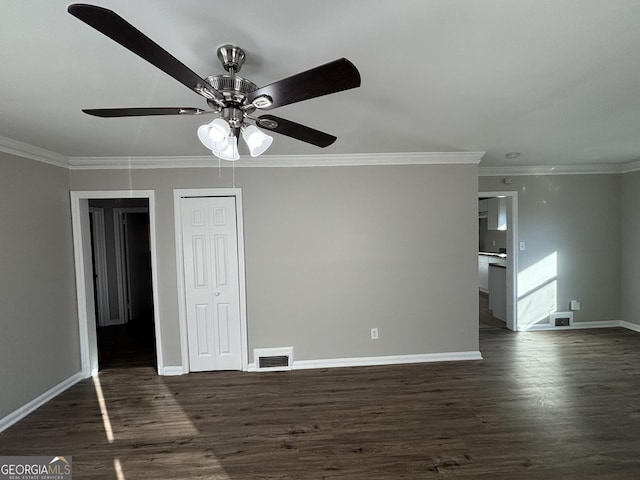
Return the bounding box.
[67,4,361,160]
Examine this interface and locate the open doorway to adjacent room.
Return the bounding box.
[89,198,156,369]
[478,192,518,331]
[71,190,163,377]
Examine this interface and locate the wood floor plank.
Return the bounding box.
[2,327,640,478]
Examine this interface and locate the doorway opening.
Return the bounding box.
[478,191,518,331]
[89,200,155,369]
[71,190,163,376]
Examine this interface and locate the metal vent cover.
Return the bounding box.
[254,347,293,372]
[259,355,290,369]
[550,311,573,327]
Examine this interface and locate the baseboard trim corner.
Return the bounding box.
[621,321,640,333]
[161,366,186,376]
[0,371,84,433]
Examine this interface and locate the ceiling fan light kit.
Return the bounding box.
[67,4,361,161]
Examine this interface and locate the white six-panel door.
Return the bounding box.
[181,196,242,371]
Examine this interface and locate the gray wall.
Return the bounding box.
[622,170,640,326]
[479,174,621,326]
[0,153,79,420]
[70,163,479,366]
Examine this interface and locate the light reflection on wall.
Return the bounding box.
[517,252,558,330]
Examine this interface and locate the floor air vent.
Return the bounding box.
[254,347,293,372]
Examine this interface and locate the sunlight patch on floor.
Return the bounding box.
[93,371,200,440]
[114,458,125,480]
[92,374,114,443]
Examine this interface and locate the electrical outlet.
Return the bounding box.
[371,328,379,340]
[519,241,526,251]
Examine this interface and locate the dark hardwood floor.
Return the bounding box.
[97,312,156,370]
[479,291,507,329]
[2,325,640,478]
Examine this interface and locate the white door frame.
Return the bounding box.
[113,207,149,324]
[173,188,249,373]
[479,191,518,331]
[89,207,111,327]
[71,190,164,377]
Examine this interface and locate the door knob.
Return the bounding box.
[214,292,220,296]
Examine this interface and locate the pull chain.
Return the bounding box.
[232,156,236,188]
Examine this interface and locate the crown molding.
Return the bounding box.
[0,135,69,169]
[478,163,625,176]
[2,133,639,174]
[68,151,485,170]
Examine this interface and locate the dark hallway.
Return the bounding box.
[97,312,156,369]
[89,198,157,371]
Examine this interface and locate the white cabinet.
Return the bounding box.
[487,197,506,231]
[488,264,507,321]
[478,255,490,292]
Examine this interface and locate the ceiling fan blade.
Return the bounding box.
[82,107,206,117]
[67,4,223,102]
[257,115,336,148]
[248,58,361,110]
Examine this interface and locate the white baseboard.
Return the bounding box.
[161,366,186,376]
[573,320,623,329]
[518,320,616,331]
[621,321,640,333]
[248,350,482,372]
[0,371,84,433]
[101,318,126,327]
[517,320,640,332]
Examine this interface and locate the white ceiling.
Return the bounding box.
[2,0,640,168]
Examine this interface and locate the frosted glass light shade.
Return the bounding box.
[214,135,240,161]
[242,125,273,157]
[197,118,230,151]
[208,118,230,142]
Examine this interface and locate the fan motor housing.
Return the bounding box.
[205,74,257,111]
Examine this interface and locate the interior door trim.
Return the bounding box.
[113,207,148,324]
[89,206,110,327]
[70,190,163,376]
